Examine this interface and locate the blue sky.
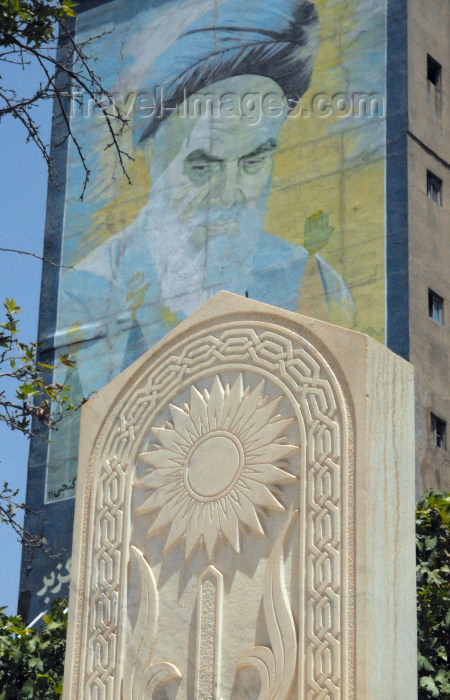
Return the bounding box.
[0,59,52,614]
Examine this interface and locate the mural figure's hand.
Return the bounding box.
[303,210,335,255]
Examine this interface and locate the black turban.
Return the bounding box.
[133,0,319,143]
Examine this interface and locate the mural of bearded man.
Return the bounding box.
[48,0,355,500]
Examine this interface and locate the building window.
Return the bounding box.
[427,170,442,205]
[427,54,442,87]
[428,289,444,324]
[431,413,447,449]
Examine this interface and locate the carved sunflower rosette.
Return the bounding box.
[68,300,354,700]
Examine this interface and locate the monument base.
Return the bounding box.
[63,292,417,699]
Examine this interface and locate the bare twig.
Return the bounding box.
[0,247,74,269]
[0,482,51,551]
[0,23,133,196]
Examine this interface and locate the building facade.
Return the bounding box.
[407,0,450,491]
[18,0,449,620]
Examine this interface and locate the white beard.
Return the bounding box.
[76,180,267,319]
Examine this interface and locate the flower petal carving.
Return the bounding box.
[122,546,182,698]
[237,508,298,700]
[136,374,298,560]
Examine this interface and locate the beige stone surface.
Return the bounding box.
[63,291,417,699]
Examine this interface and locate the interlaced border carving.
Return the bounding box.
[85,457,126,699]
[70,319,354,699]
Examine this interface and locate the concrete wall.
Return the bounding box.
[408,0,450,492]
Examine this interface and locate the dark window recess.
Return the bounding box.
[427,170,442,205]
[428,289,444,324]
[431,413,447,449]
[427,54,442,87]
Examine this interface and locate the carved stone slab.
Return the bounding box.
[63,292,417,699]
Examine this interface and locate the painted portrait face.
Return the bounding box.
[181,119,277,211]
[142,75,287,246]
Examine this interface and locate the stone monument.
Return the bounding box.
[63,292,417,699]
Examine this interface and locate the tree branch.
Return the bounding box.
[0,25,133,196]
[0,247,73,269]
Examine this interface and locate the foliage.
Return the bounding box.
[0,298,87,547]
[0,0,130,196]
[417,489,450,699]
[0,0,77,47]
[0,598,67,698]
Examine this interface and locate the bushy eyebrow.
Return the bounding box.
[184,138,277,165]
[239,138,277,160]
[184,149,222,164]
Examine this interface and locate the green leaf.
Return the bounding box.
[37,361,55,370]
[425,535,438,551]
[420,675,439,697]
[59,353,75,368]
[4,298,20,314]
[418,652,435,672]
